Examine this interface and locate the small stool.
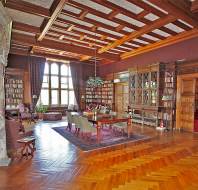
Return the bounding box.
[17,136,36,159]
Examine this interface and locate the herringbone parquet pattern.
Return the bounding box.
[1,121,198,190]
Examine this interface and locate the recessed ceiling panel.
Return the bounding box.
[98,27,124,37]
[142,34,159,41]
[152,29,171,37]
[63,4,81,14]
[86,13,119,27]
[72,0,112,14]
[59,14,93,27]
[107,0,144,14]
[6,8,44,27]
[122,27,135,33]
[144,13,159,21]
[115,13,145,27]
[164,23,185,33]
[178,19,193,28]
[133,38,149,44]
[23,0,54,9]
[142,0,168,14]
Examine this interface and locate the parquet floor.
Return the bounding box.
[1,120,198,190]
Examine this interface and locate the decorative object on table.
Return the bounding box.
[35,104,48,119]
[86,30,104,88]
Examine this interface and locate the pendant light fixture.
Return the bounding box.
[86,31,104,88]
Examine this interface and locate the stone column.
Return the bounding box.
[0,2,12,166]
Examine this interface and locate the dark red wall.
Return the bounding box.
[99,37,198,76]
[8,54,30,71]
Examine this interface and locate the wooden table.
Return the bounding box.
[71,112,132,142]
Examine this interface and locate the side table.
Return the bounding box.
[17,136,36,159]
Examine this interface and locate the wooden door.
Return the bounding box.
[176,77,196,132]
[115,82,129,113]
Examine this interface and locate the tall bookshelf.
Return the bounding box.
[129,63,165,127]
[5,68,24,109]
[161,63,176,129]
[85,80,114,110]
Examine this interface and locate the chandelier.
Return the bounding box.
[86,32,104,88]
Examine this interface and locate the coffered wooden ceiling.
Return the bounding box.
[2,0,198,63]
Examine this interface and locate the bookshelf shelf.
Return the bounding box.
[85,80,114,110]
[5,68,24,109]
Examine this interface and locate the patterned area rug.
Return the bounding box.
[52,126,151,151]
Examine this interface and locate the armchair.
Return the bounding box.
[5,118,34,158]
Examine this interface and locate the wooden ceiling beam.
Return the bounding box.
[147,32,166,40]
[47,33,121,55]
[52,23,113,43]
[49,29,106,47]
[92,0,151,25]
[65,0,172,41]
[67,1,141,31]
[108,10,120,19]
[37,0,66,41]
[4,0,50,18]
[12,32,120,61]
[191,0,198,13]
[158,26,178,35]
[98,15,175,54]
[10,48,79,61]
[79,10,89,19]
[52,23,136,50]
[149,0,198,27]
[56,17,121,40]
[173,20,192,31]
[128,0,166,17]
[12,21,40,34]
[121,28,198,59]
[60,11,128,36]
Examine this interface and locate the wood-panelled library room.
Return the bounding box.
[1,0,198,189]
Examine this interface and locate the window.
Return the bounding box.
[39,62,75,106]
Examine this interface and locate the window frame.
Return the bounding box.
[39,61,74,107]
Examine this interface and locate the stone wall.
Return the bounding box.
[0,2,12,166]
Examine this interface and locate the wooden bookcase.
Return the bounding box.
[5,68,24,109]
[161,63,176,129]
[85,80,114,109]
[129,63,176,128]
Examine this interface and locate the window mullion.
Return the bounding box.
[59,64,61,106]
[49,63,51,106]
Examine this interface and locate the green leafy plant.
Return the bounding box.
[35,104,48,113]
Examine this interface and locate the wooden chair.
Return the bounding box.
[66,111,74,131]
[79,116,97,139]
[73,115,82,135]
[112,113,129,136]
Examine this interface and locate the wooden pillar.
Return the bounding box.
[0,2,12,166]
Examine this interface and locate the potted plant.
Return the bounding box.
[35,104,48,119]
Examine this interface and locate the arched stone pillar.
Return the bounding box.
[0,2,12,166]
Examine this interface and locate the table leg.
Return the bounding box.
[127,118,131,138]
[96,123,101,143]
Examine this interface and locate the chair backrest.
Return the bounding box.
[68,104,74,111]
[79,116,92,132]
[73,115,81,129]
[110,111,117,116]
[66,111,73,124]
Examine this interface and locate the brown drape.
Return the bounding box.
[70,61,82,110]
[29,56,46,109]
